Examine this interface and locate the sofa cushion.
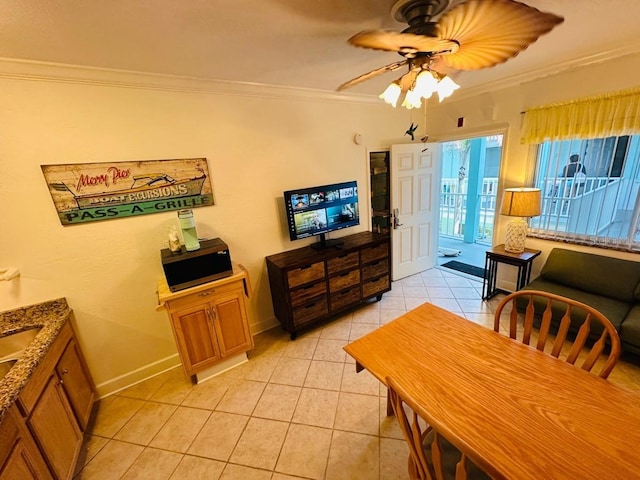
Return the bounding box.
[522,278,631,332]
[540,248,640,303]
[620,305,640,354]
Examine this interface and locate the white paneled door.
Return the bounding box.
[391,143,442,281]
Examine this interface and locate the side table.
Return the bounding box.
[482,244,542,300]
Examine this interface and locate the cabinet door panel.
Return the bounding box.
[0,443,51,480]
[56,339,96,431]
[0,406,52,480]
[212,291,253,357]
[29,375,82,480]
[171,305,221,374]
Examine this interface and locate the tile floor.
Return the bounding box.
[74,267,640,480]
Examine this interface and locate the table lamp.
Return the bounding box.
[500,187,541,253]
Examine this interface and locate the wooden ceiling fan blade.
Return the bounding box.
[436,0,564,71]
[337,59,409,91]
[349,29,458,55]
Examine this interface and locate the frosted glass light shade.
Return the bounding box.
[436,75,460,102]
[379,82,401,107]
[401,89,422,109]
[414,70,438,99]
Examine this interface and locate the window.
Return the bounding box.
[529,135,640,251]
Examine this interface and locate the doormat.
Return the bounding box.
[441,260,486,279]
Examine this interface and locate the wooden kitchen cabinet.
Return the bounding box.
[0,405,52,480]
[158,263,255,379]
[55,337,95,431]
[26,374,82,480]
[266,231,391,339]
[2,319,96,480]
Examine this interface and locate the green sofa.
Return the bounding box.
[522,247,640,355]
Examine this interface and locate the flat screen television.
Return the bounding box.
[283,180,359,250]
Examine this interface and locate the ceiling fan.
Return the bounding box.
[338,0,564,108]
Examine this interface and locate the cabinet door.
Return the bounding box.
[0,406,52,480]
[56,339,96,431]
[28,375,82,480]
[211,289,254,358]
[170,303,222,375]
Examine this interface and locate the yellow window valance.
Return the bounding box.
[520,88,640,144]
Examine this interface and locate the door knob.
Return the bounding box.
[393,208,403,229]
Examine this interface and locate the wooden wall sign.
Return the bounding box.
[42,158,214,225]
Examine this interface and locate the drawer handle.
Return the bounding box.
[305,303,316,309]
[300,265,312,270]
[198,290,214,297]
[369,261,380,267]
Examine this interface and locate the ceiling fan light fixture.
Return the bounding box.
[435,74,460,102]
[401,88,423,109]
[413,69,438,99]
[379,81,402,107]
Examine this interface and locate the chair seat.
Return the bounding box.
[422,429,491,480]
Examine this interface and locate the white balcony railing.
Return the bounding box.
[439,177,497,245]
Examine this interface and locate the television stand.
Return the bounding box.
[266,231,391,339]
[310,233,343,251]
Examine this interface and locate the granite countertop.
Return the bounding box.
[0,298,71,422]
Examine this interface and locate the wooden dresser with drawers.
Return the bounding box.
[266,232,391,339]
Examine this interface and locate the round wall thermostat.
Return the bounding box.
[353,133,363,145]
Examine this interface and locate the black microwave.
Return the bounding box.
[161,238,233,292]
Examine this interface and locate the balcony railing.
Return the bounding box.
[439,177,497,245]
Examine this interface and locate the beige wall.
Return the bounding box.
[0,61,407,395]
[2,53,639,395]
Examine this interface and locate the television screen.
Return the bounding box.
[284,180,359,249]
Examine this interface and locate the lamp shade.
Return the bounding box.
[500,188,541,217]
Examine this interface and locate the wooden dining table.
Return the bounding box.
[343,302,640,480]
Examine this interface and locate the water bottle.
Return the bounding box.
[177,209,200,251]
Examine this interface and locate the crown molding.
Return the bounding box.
[0,58,379,105]
[452,45,640,101]
[2,43,638,107]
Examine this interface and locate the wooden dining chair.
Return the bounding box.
[493,290,621,378]
[387,376,491,480]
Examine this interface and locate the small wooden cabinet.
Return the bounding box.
[0,319,96,480]
[266,232,391,338]
[158,264,255,379]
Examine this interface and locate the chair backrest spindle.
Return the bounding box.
[494,290,621,379]
[387,376,489,480]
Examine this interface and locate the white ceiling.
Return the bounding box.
[1,0,639,97]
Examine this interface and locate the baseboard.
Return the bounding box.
[95,317,280,398]
[94,353,181,399]
[251,315,279,335]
